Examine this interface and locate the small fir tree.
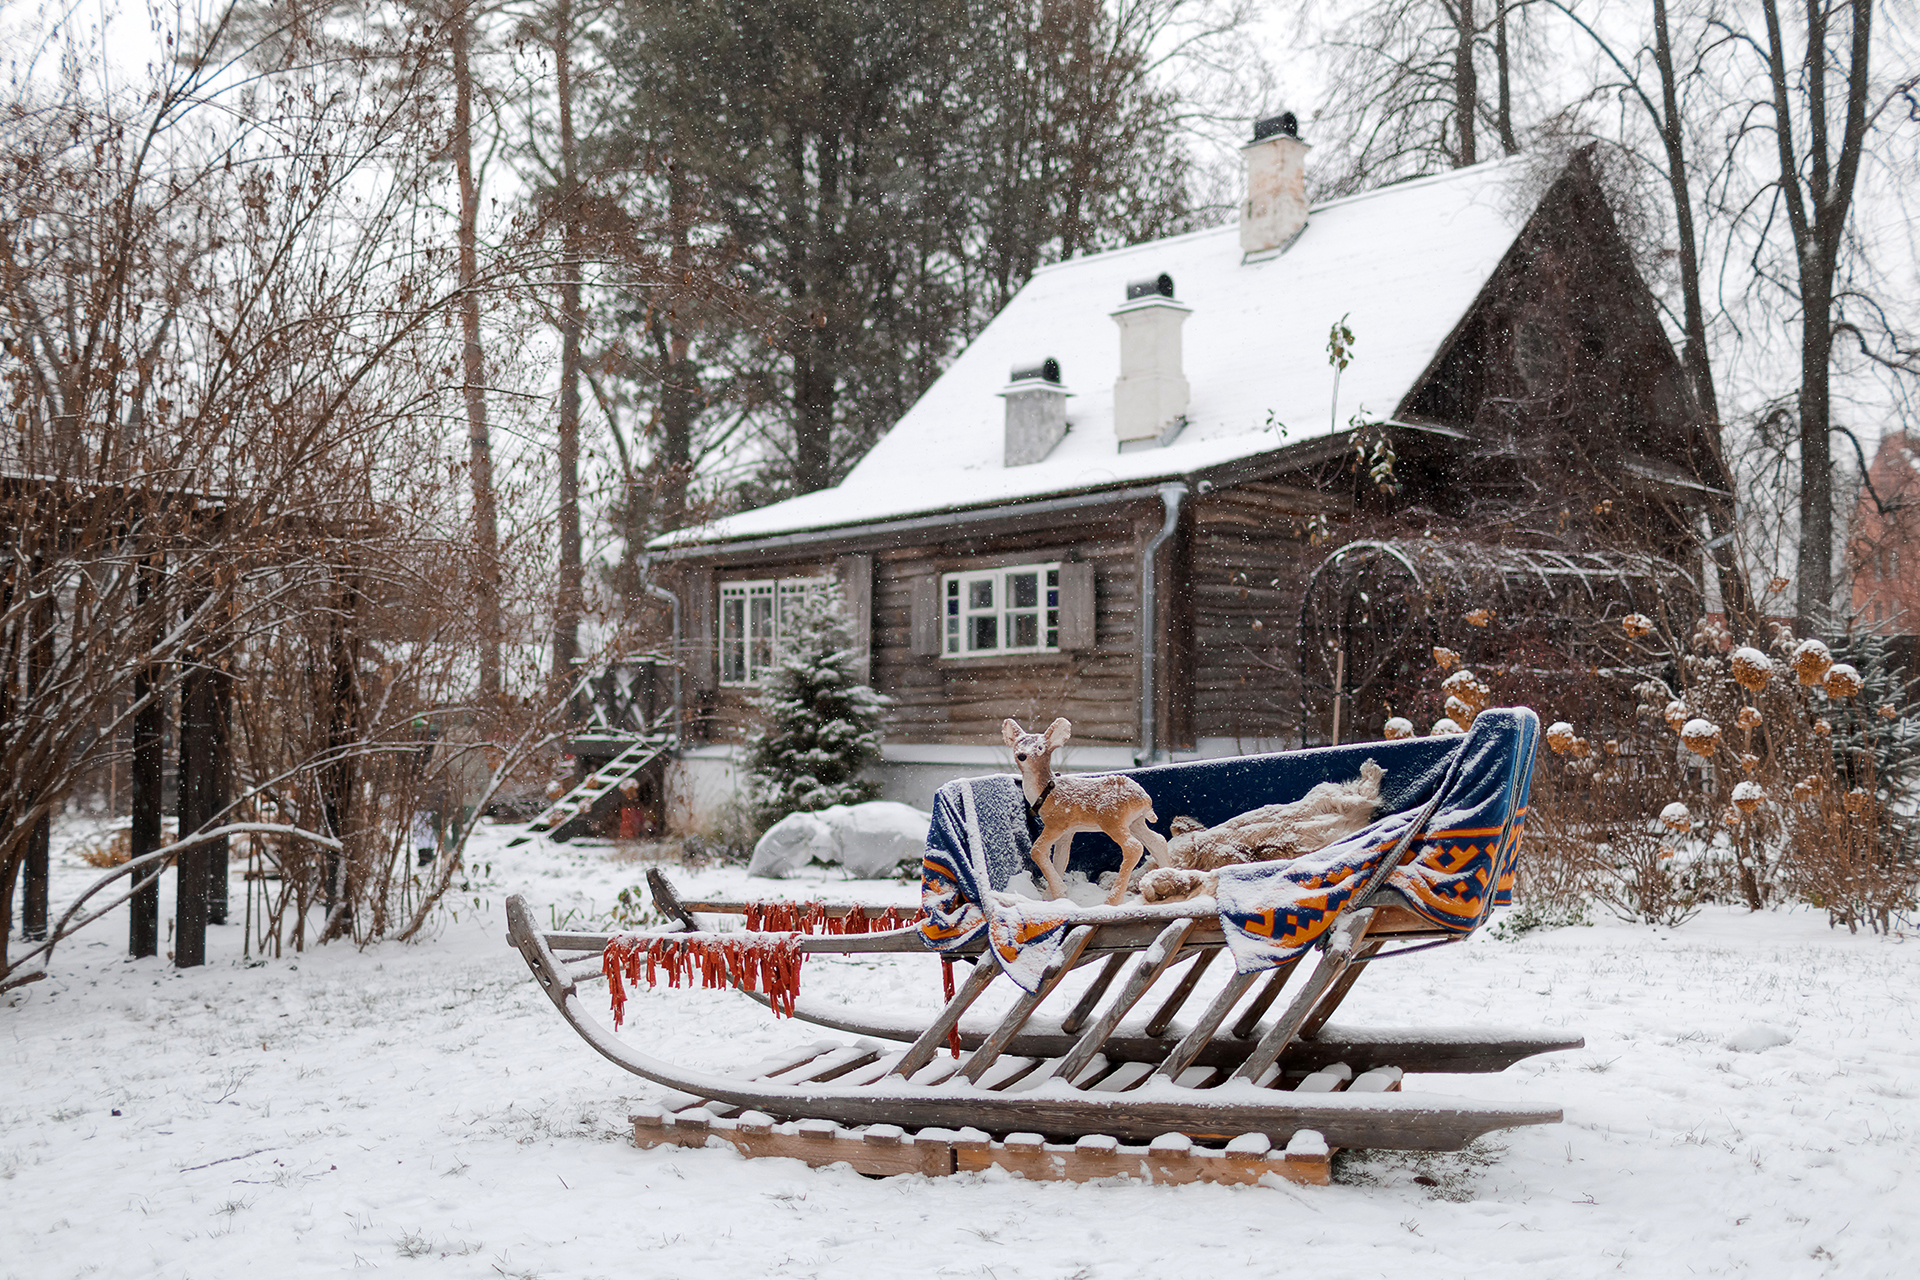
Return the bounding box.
[745,592,889,827]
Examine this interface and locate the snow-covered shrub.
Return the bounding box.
[743,592,890,829]
[1508,613,1917,931]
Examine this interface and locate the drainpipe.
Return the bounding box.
[638,553,683,745]
[1137,482,1188,765]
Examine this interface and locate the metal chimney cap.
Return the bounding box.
[1125,273,1175,301]
[1252,112,1299,142]
[1009,357,1062,385]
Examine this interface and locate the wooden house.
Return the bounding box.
[648,126,1724,826]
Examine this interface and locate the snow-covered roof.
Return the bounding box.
[655,158,1533,551]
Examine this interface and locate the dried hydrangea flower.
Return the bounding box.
[1680,718,1722,756]
[1768,575,1789,594]
[1572,737,1591,758]
[1444,694,1475,725]
[1790,638,1833,686]
[1546,721,1577,754]
[1880,703,1899,720]
[1822,663,1863,700]
[1731,780,1766,813]
[1740,752,1760,773]
[1383,716,1415,740]
[1791,778,1817,803]
[1843,788,1872,816]
[1729,647,1773,693]
[1664,700,1690,733]
[1432,646,1460,671]
[1659,802,1691,832]
[1464,608,1493,628]
[1430,717,1465,736]
[1736,705,1763,731]
[1621,612,1653,639]
[1604,739,1620,755]
[1812,718,1832,736]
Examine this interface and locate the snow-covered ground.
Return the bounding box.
[4,821,1915,1279]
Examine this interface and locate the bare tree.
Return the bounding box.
[1724,0,1915,627]
[1311,0,1542,194]
[0,1,550,990]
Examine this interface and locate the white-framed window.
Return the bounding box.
[943,562,1060,657]
[720,576,830,685]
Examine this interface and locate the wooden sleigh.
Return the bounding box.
[507,713,1579,1187]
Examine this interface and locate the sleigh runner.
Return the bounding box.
[507,708,1580,1185]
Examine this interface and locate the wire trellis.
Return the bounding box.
[1296,539,1699,745]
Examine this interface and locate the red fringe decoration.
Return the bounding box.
[603,932,805,1030]
[741,900,919,935]
[942,959,962,1059]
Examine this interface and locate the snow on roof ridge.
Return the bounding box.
[1021,158,1523,282]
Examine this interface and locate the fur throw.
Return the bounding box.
[1138,760,1385,904]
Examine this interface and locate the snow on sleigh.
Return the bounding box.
[506,707,1579,1187]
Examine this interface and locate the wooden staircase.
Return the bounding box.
[508,731,673,846]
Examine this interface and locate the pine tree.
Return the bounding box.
[744,592,888,827]
[1827,629,1918,835]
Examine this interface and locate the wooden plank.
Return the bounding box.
[1153,970,1259,1081]
[1143,947,1217,1037]
[786,1045,882,1084]
[1291,1063,1354,1094]
[1348,1066,1405,1094]
[1233,911,1373,1083]
[908,574,941,656]
[972,1056,1042,1091]
[1058,561,1096,650]
[959,926,1096,1083]
[721,1119,955,1178]
[952,1132,1328,1187]
[1089,1061,1156,1093]
[1059,954,1128,1036]
[1052,919,1195,1084]
[892,956,998,1078]
[1232,957,1303,1039]
[837,554,873,685]
[1298,938,1384,1039]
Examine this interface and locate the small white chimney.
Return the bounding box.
[1110,274,1190,452]
[1241,112,1310,257]
[999,358,1070,466]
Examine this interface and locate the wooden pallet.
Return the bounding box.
[625,1040,1412,1186]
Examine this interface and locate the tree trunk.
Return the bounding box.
[1453,0,1478,166]
[1795,271,1836,625]
[452,5,502,701]
[129,561,163,959]
[658,163,697,526]
[1758,0,1874,629]
[1649,0,1750,625]
[1495,1,1518,155]
[550,0,585,694]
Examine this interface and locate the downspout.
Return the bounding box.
[638,553,683,745]
[1137,482,1188,765]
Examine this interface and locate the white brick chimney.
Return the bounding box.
[999,358,1070,466]
[1241,112,1310,257]
[1110,274,1190,452]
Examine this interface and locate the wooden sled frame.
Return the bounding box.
[508,860,1581,1186]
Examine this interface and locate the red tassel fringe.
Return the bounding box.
[603,932,805,1030]
[741,900,919,935]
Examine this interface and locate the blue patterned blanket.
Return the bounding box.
[919,709,1538,991]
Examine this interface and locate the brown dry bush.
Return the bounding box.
[1460,613,1916,930]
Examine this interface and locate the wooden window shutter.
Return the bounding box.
[1058,561,1096,650]
[684,567,716,691]
[836,554,873,684]
[909,573,942,657]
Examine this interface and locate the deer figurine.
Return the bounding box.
[1003,717,1170,906]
